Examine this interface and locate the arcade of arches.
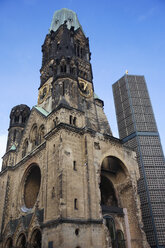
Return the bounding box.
[5,229,41,248]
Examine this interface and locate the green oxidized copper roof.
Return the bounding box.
[94,93,99,99]
[34,106,50,117]
[49,8,84,33]
[10,144,16,151]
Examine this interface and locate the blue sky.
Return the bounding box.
[0,0,165,167]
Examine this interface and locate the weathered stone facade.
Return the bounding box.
[0,8,149,248]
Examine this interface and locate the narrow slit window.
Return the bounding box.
[80,47,83,58]
[73,117,76,126]
[62,82,65,96]
[22,116,26,123]
[64,64,66,73]
[61,65,63,73]
[13,130,17,142]
[74,198,78,210]
[54,117,58,127]
[77,45,80,57]
[70,115,73,125]
[14,116,19,123]
[73,161,77,171]
[74,44,77,55]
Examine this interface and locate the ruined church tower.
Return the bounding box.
[0,8,149,248]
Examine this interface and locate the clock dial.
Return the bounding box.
[78,78,93,98]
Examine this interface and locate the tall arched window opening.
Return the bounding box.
[104,215,116,248]
[5,238,13,248]
[30,229,42,248]
[22,139,28,158]
[117,230,126,248]
[100,176,118,207]
[38,125,45,144]
[16,233,27,248]
[30,125,38,149]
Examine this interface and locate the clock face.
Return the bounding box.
[78,78,93,98]
[38,84,49,104]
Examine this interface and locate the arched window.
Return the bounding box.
[104,217,126,248]
[14,115,19,123]
[22,110,28,123]
[104,215,116,248]
[13,129,17,142]
[30,229,42,248]
[60,63,66,73]
[30,124,38,149]
[5,237,13,248]
[100,156,127,209]
[70,65,76,75]
[38,125,45,144]
[80,70,83,77]
[60,65,63,73]
[77,45,80,57]
[22,139,28,158]
[80,47,83,58]
[73,117,76,126]
[22,116,26,123]
[74,44,77,55]
[16,233,27,248]
[73,67,76,75]
[73,161,77,171]
[62,81,65,96]
[70,115,73,125]
[84,72,87,79]
[70,66,73,74]
[64,64,66,72]
[54,117,59,127]
[100,176,118,207]
[74,198,78,210]
[117,230,126,248]
[57,41,60,50]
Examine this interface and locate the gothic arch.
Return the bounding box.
[30,228,42,248]
[4,237,13,248]
[22,139,29,158]
[116,230,126,248]
[38,124,45,144]
[15,232,27,248]
[103,215,126,248]
[70,60,76,75]
[103,215,116,248]
[30,124,38,149]
[60,59,67,73]
[21,108,30,123]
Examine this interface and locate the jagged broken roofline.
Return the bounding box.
[49,8,85,34]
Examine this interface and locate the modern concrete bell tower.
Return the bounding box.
[113,74,165,248]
